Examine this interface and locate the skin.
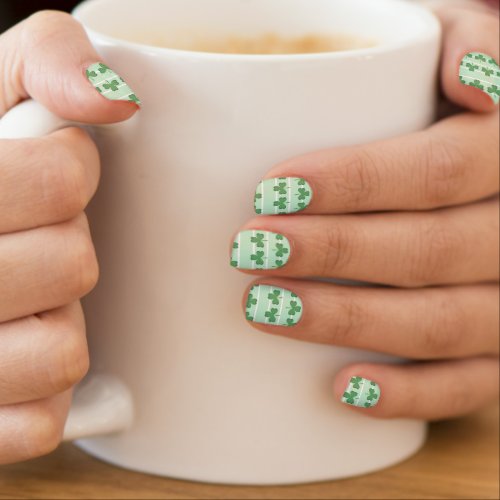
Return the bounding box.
[0,6,497,463]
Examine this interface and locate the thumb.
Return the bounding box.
[435,6,500,112]
[0,10,140,123]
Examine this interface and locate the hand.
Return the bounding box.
[231,6,499,419]
[0,11,138,464]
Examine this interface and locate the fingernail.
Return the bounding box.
[230,230,290,269]
[85,62,141,105]
[341,376,380,408]
[254,177,312,215]
[245,284,303,326]
[459,52,500,104]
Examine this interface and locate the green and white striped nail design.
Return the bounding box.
[459,52,500,104]
[86,62,141,104]
[230,230,290,270]
[245,284,303,326]
[341,377,380,408]
[254,177,312,215]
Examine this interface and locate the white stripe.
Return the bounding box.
[253,285,262,319]
[264,286,273,324]
[277,289,286,325]
[357,378,367,406]
[461,75,498,86]
[265,232,270,269]
[274,178,278,214]
[99,82,129,96]
[287,177,292,212]
[260,182,264,214]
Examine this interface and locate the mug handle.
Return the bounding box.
[0,99,134,441]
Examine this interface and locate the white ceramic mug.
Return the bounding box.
[0,0,441,485]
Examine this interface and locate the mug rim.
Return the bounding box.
[73,0,441,61]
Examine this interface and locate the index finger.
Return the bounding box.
[256,110,498,214]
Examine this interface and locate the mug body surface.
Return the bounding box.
[72,0,440,484]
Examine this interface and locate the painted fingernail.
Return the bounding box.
[459,52,500,104]
[230,230,290,269]
[245,284,303,326]
[85,62,141,105]
[254,177,312,215]
[341,376,380,408]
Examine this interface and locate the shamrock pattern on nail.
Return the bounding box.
[341,376,381,408]
[86,62,141,105]
[244,285,303,327]
[254,177,313,215]
[459,52,500,104]
[230,230,291,269]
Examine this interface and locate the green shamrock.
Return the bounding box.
[364,402,373,408]
[255,208,262,214]
[273,197,288,210]
[343,390,358,405]
[459,75,466,84]
[265,308,278,322]
[487,84,500,96]
[297,187,310,201]
[267,290,281,305]
[128,94,140,104]
[366,388,378,402]
[232,241,239,249]
[350,376,362,389]
[274,243,289,258]
[86,69,98,79]
[465,53,473,59]
[288,300,301,316]
[103,79,120,92]
[250,251,265,265]
[488,57,497,65]
[273,182,287,195]
[230,260,238,267]
[286,318,295,326]
[246,312,254,321]
[275,234,284,240]
[291,292,298,297]
[251,233,265,248]
[481,67,494,77]
[246,293,257,309]
[275,260,283,267]
[474,54,487,61]
[469,79,484,90]
[98,63,110,73]
[297,202,306,210]
[465,62,478,71]
[297,178,306,185]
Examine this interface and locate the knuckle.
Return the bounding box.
[419,292,465,357]
[420,137,466,206]
[322,149,382,209]
[319,222,356,275]
[60,217,99,297]
[23,405,63,459]
[41,138,92,220]
[331,299,365,345]
[45,325,89,393]
[405,217,464,287]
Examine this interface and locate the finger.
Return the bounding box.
[0,390,72,464]
[232,197,499,287]
[0,127,100,234]
[257,111,499,215]
[332,357,499,420]
[436,6,500,110]
[0,10,140,121]
[0,302,88,405]
[0,214,99,323]
[243,280,499,359]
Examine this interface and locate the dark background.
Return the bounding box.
[0,0,79,32]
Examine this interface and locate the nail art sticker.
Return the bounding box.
[459,52,500,104]
[254,177,312,215]
[230,230,290,269]
[341,376,380,408]
[86,62,141,104]
[245,284,303,326]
